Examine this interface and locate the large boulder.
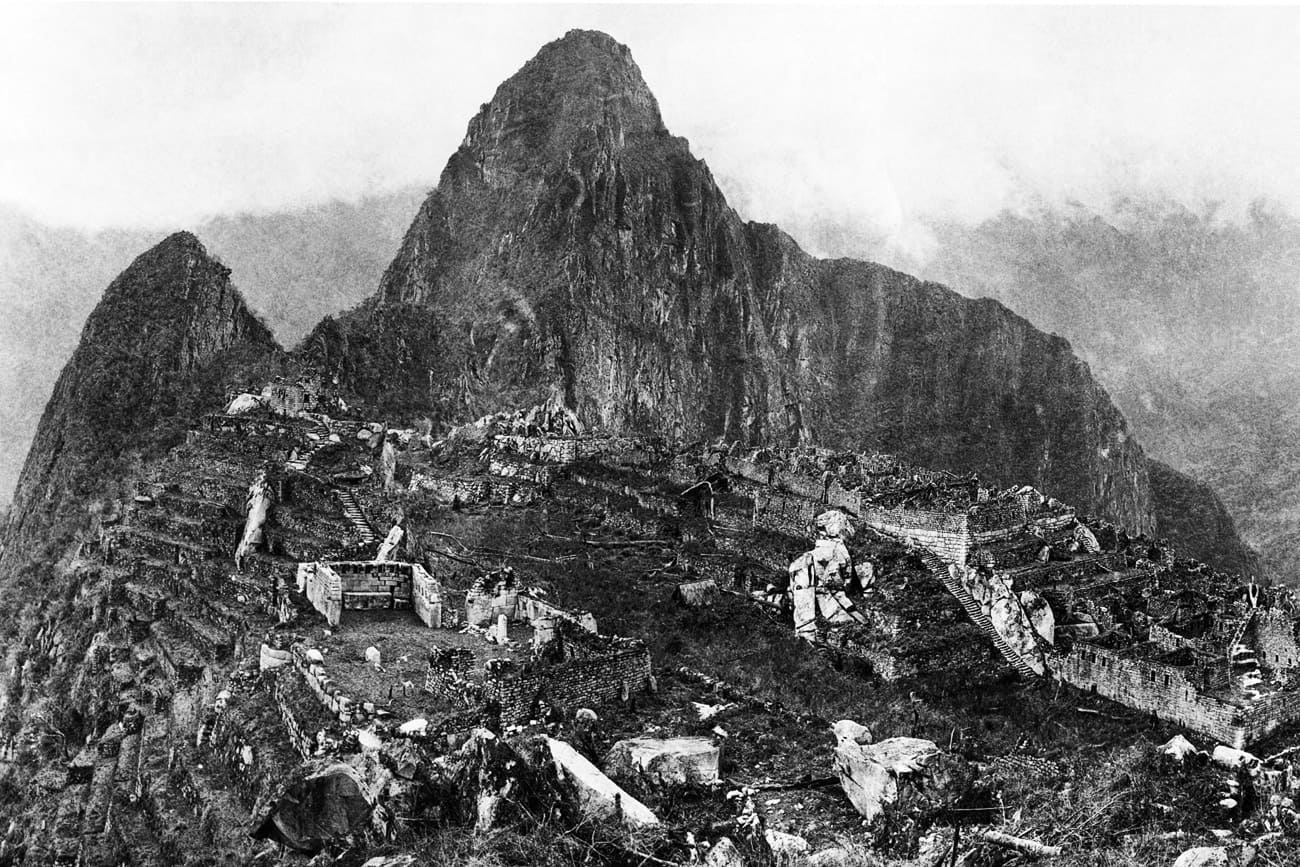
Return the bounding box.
[815,510,854,540]
[1159,735,1203,763]
[1018,590,1055,645]
[225,393,264,414]
[250,762,374,852]
[547,737,659,828]
[765,829,809,865]
[425,728,530,831]
[361,857,417,867]
[1211,745,1259,770]
[1172,847,1228,867]
[832,721,941,823]
[605,736,720,786]
[987,580,1046,674]
[705,837,746,867]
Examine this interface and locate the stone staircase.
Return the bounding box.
[921,552,1041,679]
[286,420,333,471]
[1228,611,1264,699]
[335,487,379,545]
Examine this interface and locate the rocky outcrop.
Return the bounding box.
[3,232,280,568]
[299,29,1153,533]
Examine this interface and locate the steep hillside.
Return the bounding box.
[1,232,280,569]
[301,29,1153,533]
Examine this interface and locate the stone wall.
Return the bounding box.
[466,571,520,628]
[1054,642,1300,747]
[493,435,578,464]
[489,456,559,485]
[600,509,667,538]
[752,490,819,538]
[274,673,336,759]
[300,563,342,626]
[411,565,444,629]
[484,634,652,726]
[860,506,970,563]
[408,473,540,507]
[517,592,598,634]
[1149,623,1190,654]
[424,647,481,707]
[299,561,440,626]
[1255,609,1300,673]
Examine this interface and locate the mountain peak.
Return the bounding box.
[457,28,666,168]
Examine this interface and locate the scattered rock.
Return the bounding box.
[361,856,417,867]
[259,644,289,674]
[1172,846,1228,867]
[805,848,854,867]
[1211,746,1258,770]
[674,578,720,607]
[832,720,940,823]
[765,828,809,864]
[705,837,745,867]
[250,762,374,852]
[605,736,720,786]
[1160,735,1202,762]
[692,701,738,722]
[547,737,658,827]
[225,393,264,414]
[398,718,428,736]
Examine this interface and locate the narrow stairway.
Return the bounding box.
[920,551,1041,679]
[286,429,330,471]
[335,487,379,545]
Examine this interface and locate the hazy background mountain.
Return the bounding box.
[905,200,1300,580]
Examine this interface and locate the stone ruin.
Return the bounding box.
[297,560,444,629]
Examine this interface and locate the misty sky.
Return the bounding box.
[5,4,1300,259]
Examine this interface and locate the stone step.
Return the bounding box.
[335,489,379,543]
[921,552,1040,679]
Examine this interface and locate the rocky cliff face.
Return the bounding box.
[2,232,279,567]
[302,30,1152,532]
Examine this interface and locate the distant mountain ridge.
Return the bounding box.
[912,201,1292,578]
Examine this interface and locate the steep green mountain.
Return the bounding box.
[300,29,1154,533]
